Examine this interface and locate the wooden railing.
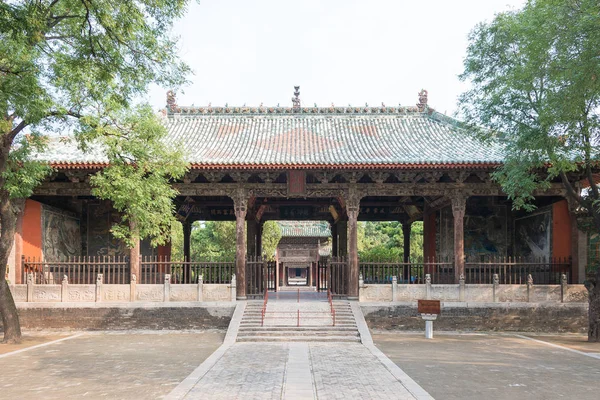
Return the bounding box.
[246,256,266,297]
[329,256,348,296]
[139,256,234,284]
[22,256,129,285]
[359,257,454,284]
[464,256,571,284]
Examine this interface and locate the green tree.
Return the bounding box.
[459,0,600,341]
[357,221,423,261]
[191,221,237,260]
[0,0,192,343]
[261,221,282,260]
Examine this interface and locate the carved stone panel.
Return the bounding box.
[103,284,131,302]
[564,285,589,303]
[10,285,27,302]
[465,285,494,302]
[136,284,164,301]
[32,285,62,302]
[430,284,460,301]
[395,285,427,302]
[203,284,232,302]
[359,285,393,302]
[497,285,528,302]
[170,285,198,302]
[67,285,96,302]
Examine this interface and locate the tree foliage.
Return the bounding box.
[459,0,600,341]
[358,221,423,261]
[0,0,193,343]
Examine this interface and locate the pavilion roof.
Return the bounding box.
[34,102,505,170]
[278,221,331,238]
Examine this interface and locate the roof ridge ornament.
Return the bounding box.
[417,89,428,112]
[292,86,301,108]
[166,90,178,112]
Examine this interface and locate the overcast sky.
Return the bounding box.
[147,0,525,116]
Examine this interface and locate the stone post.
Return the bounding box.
[450,192,468,283]
[459,274,465,302]
[130,274,137,302]
[232,188,248,300]
[164,274,171,302]
[561,273,568,303]
[493,273,499,302]
[402,222,412,282]
[527,274,534,302]
[96,274,103,302]
[230,274,237,301]
[61,275,68,302]
[198,274,204,302]
[425,274,431,300]
[346,186,362,300]
[392,276,398,302]
[359,273,364,288]
[26,273,33,302]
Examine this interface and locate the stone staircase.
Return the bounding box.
[236,300,361,342]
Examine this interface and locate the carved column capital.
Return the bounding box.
[230,187,248,217]
[449,191,468,218]
[345,185,364,218]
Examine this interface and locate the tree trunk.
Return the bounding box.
[587,269,600,342]
[0,197,24,343]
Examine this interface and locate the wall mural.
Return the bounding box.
[436,199,508,259]
[464,201,508,258]
[42,205,81,261]
[514,210,551,259]
[87,201,128,257]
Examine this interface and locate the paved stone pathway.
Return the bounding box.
[167,301,433,399]
[176,342,420,400]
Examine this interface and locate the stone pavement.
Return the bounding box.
[0,330,224,399]
[167,301,432,399]
[373,331,600,400]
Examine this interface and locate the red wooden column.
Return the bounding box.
[450,192,468,283]
[346,187,362,300]
[232,188,248,299]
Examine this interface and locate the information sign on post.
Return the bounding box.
[418,299,440,339]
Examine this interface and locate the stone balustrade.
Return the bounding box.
[10,273,237,303]
[359,273,589,303]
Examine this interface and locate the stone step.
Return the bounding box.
[236,336,361,343]
[237,330,359,337]
[239,326,359,332]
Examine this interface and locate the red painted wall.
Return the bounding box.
[552,200,571,260]
[22,199,43,261]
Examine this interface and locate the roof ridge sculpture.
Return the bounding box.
[164,88,444,117]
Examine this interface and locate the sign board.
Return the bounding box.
[417,300,441,315]
[288,170,306,195]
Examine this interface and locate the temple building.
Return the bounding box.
[9,89,588,299]
[275,221,331,288]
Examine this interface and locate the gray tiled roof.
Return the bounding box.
[35,108,505,168]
